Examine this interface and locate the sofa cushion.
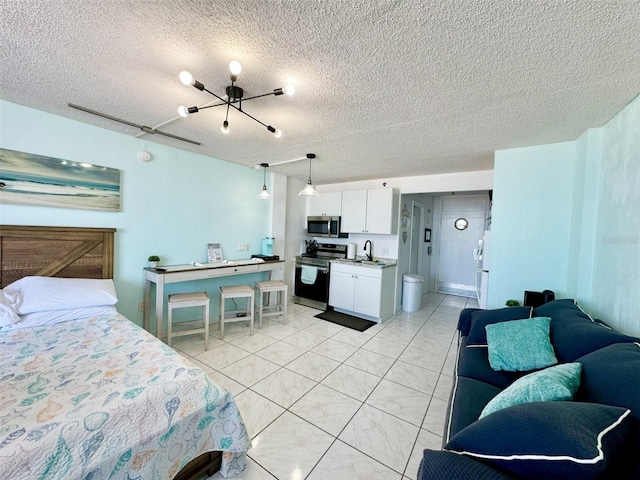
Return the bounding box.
[466,306,532,346]
[480,363,581,419]
[457,308,480,337]
[418,449,516,480]
[446,376,503,442]
[458,340,523,389]
[534,299,639,361]
[445,401,632,480]
[486,317,557,371]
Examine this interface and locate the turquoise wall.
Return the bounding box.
[0,100,271,327]
[490,141,577,305]
[490,94,640,336]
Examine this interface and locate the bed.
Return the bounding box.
[0,225,250,479]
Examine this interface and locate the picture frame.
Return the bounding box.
[207,243,222,262]
[424,228,432,243]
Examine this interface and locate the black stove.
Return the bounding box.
[294,243,347,309]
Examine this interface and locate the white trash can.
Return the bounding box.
[402,274,424,313]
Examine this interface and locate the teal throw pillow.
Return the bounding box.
[480,362,582,419]
[486,316,557,371]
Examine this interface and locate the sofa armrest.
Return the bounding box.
[418,449,516,480]
[457,308,480,336]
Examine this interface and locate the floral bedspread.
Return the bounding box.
[0,313,250,479]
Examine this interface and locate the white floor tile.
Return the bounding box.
[194,342,251,370]
[290,383,362,436]
[303,319,345,337]
[311,338,359,362]
[384,360,440,396]
[281,329,327,350]
[398,346,446,374]
[321,364,381,401]
[339,404,419,473]
[361,336,407,359]
[249,412,334,480]
[421,396,448,436]
[307,440,402,480]
[432,373,453,401]
[366,379,431,427]
[234,389,285,439]
[252,368,316,408]
[344,348,396,377]
[220,354,281,387]
[208,371,246,396]
[258,322,300,340]
[330,328,373,347]
[229,332,278,353]
[254,340,307,366]
[284,351,340,382]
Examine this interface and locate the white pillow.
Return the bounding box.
[0,289,21,326]
[3,276,118,314]
[0,305,118,331]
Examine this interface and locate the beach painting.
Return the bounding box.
[0,148,120,211]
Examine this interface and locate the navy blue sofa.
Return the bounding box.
[418,299,640,480]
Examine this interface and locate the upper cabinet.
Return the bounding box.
[341,188,399,234]
[307,192,342,217]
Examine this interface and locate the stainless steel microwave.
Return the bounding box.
[307,216,345,238]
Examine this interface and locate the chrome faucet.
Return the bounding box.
[364,240,373,261]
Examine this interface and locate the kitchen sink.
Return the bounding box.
[348,259,382,265]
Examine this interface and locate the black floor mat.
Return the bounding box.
[314,310,377,332]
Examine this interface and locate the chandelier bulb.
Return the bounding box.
[179,71,194,86]
[284,83,296,96]
[273,128,282,138]
[221,120,230,134]
[229,60,242,76]
[178,106,189,117]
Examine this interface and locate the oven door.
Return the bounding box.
[294,264,330,303]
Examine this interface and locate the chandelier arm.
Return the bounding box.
[202,86,268,127]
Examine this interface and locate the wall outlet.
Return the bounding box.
[138,302,144,312]
[237,243,244,251]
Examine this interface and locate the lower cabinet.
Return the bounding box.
[329,263,396,321]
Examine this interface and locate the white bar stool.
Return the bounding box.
[219,285,255,340]
[255,280,288,328]
[167,291,210,350]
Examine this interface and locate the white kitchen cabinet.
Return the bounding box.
[329,263,396,321]
[307,192,342,217]
[341,188,399,234]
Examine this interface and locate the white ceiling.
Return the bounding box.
[1,0,639,184]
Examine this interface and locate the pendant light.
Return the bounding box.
[298,153,319,197]
[256,163,272,200]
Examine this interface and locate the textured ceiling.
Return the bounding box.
[1,0,639,184]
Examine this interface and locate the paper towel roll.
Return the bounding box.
[347,243,357,260]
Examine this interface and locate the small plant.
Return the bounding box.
[505,299,520,307]
[148,255,160,262]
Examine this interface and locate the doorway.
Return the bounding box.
[409,202,424,275]
[434,195,488,297]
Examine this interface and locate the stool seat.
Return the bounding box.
[220,285,255,340]
[167,291,209,350]
[255,280,288,328]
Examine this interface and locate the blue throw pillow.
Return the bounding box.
[480,362,581,418]
[445,402,632,480]
[466,306,533,346]
[486,317,557,371]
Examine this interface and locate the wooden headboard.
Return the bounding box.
[0,225,116,287]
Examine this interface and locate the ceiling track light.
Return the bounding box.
[256,163,272,200]
[298,153,319,198]
[178,61,294,138]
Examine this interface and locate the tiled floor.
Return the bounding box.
[171,292,478,480]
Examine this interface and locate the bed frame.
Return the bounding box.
[0,224,223,479]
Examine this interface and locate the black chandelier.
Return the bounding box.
[178,60,295,137]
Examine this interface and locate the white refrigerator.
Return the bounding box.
[474,230,491,309]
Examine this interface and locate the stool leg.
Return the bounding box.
[220,295,225,340]
[282,288,288,324]
[258,288,263,329]
[167,304,173,346]
[249,292,254,336]
[204,302,210,351]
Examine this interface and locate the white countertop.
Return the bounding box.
[330,257,397,269]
